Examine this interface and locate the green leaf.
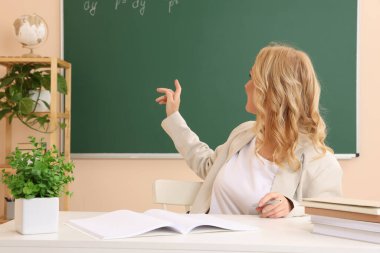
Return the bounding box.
[0,108,11,120]
[34,160,47,171]
[8,85,22,102]
[0,102,11,109]
[41,74,67,94]
[59,122,67,129]
[21,64,34,73]
[36,114,49,126]
[31,167,42,178]
[57,74,67,94]
[23,186,32,195]
[19,97,35,114]
[0,91,6,99]
[26,113,37,121]
[11,64,22,74]
[40,75,51,91]
[0,77,14,88]
[41,100,50,109]
[28,76,42,90]
[8,112,15,124]
[30,72,43,86]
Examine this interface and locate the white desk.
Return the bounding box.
[0,212,379,253]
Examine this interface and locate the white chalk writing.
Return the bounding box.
[168,0,179,14]
[132,0,146,16]
[85,0,180,17]
[83,0,98,16]
[115,0,128,10]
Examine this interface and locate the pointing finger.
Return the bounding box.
[174,79,182,100]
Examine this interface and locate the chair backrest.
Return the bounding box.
[153,179,203,212]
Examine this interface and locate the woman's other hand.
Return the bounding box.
[156,79,182,117]
[256,192,293,218]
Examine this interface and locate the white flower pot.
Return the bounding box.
[15,197,59,234]
[29,89,51,112]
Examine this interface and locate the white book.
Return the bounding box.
[312,223,380,244]
[67,209,258,239]
[310,215,380,232]
[302,197,380,215]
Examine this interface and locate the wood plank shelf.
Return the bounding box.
[0,57,72,215]
[0,57,71,69]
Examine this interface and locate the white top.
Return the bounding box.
[209,138,279,214]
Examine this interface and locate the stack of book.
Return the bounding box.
[302,197,380,244]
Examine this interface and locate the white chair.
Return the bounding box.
[153,179,203,212]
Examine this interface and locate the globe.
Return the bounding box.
[13,14,48,57]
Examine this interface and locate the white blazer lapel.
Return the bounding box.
[226,128,255,161]
[271,152,305,199]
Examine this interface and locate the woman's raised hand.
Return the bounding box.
[156,79,182,117]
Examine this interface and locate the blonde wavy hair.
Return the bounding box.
[251,44,332,170]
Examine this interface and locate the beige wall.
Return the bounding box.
[0,0,62,217]
[339,0,380,200]
[1,0,379,215]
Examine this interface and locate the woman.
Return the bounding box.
[155,44,342,218]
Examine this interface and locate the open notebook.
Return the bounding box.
[67,209,258,239]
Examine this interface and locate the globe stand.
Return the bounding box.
[22,47,42,58]
[14,14,48,58]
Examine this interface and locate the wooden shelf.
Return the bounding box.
[2,112,70,120]
[0,57,71,156]
[0,57,71,69]
[0,58,72,215]
[34,112,70,119]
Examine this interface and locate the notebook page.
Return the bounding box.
[68,210,173,239]
[189,214,258,233]
[144,209,257,234]
[144,209,201,233]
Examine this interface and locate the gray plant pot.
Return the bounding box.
[5,201,15,220]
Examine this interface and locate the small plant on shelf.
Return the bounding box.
[0,63,67,132]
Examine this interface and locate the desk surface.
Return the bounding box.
[0,212,379,253]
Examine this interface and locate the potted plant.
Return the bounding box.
[0,63,67,132]
[1,136,75,234]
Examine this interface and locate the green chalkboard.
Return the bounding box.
[64,0,357,155]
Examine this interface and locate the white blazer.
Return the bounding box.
[162,112,343,217]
